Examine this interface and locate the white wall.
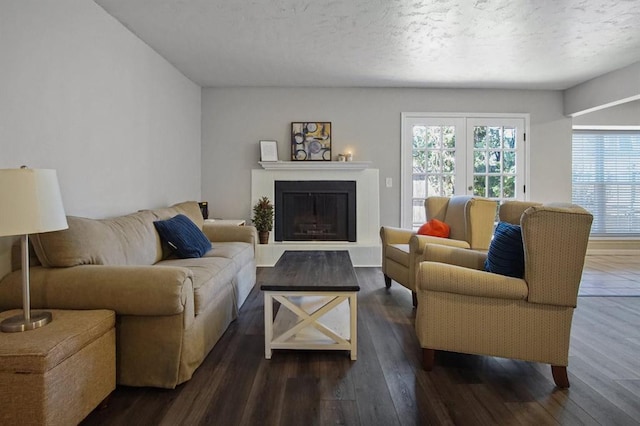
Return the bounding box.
[0,0,201,278]
[202,87,571,227]
[564,61,640,116]
[573,100,640,126]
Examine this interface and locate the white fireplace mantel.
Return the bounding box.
[258,161,372,171]
[251,166,381,267]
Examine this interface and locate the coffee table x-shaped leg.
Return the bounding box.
[264,290,358,360]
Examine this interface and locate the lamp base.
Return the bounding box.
[1,311,53,333]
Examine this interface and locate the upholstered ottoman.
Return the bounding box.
[0,309,116,426]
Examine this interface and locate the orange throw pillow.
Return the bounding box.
[417,219,450,238]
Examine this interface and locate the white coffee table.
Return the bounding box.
[261,251,360,360]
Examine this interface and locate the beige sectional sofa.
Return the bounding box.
[0,201,257,389]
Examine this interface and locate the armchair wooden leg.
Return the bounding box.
[384,274,392,289]
[422,348,435,371]
[412,291,418,307]
[551,365,570,388]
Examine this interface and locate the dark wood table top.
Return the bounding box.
[260,250,360,292]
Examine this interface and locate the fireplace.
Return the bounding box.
[275,180,356,242]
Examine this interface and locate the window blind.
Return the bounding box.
[572,129,640,236]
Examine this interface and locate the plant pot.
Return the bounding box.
[258,231,270,244]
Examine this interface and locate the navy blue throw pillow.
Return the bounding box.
[484,222,524,278]
[153,214,212,258]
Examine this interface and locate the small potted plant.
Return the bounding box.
[252,196,274,244]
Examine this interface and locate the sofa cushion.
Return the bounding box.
[154,214,212,259]
[31,211,161,267]
[206,242,254,266]
[157,257,238,315]
[484,221,525,278]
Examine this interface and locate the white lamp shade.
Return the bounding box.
[0,168,68,237]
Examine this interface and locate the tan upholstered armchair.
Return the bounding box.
[415,202,593,388]
[380,195,497,304]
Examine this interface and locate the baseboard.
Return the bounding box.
[586,238,640,255]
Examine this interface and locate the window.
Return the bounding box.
[572,128,640,236]
[402,113,528,229]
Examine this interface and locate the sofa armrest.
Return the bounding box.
[0,265,194,316]
[423,244,487,270]
[407,237,474,292]
[202,223,258,249]
[380,226,414,245]
[418,262,528,300]
[409,234,471,257]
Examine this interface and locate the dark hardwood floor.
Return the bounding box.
[82,265,640,426]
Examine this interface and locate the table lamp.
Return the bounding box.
[0,167,68,332]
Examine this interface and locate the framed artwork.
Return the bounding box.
[260,140,279,162]
[291,122,331,161]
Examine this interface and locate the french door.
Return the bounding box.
[401,113,528,228]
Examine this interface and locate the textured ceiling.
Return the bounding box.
[94,0,640,89]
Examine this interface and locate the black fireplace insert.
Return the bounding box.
[274,180,356,242]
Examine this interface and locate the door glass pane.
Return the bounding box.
[413,174,426,198]
[413,150,426,173]
[503,151,516,173]
[427,175,440,195]
[426,127,441,148]
[474,176,486,196]
[474,127,486,148]
[443,127,455,148]
[443,150,455,173]
[442,176,454,196]
[488,176,501,198]
[413,126,426,149]
[504,127,516,148]
[413,199,425,224]
[503,176,515,198]
[474,151,486,173]
[427,151,441,172]
[488,127,501,148]
[488,151,501,173]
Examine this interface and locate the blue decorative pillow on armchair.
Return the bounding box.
[153,214,212,258]
[484,222,524,278]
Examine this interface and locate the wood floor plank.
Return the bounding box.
[81,258,640,426]
[427,365,498,425]
[319,400,360,426]
[568,355,640,421]
[503,401,561,426]
[412,371,457,426]
[556,373,639,425]
[280,377,322,426]
[239,356,291,426]
[198,338,264,425]
[316,355,357,401]
[467,383,524,425]
[355,268,455,425]
[507,360,599,425]
[349,315,401,426]
[358,299,426,426]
